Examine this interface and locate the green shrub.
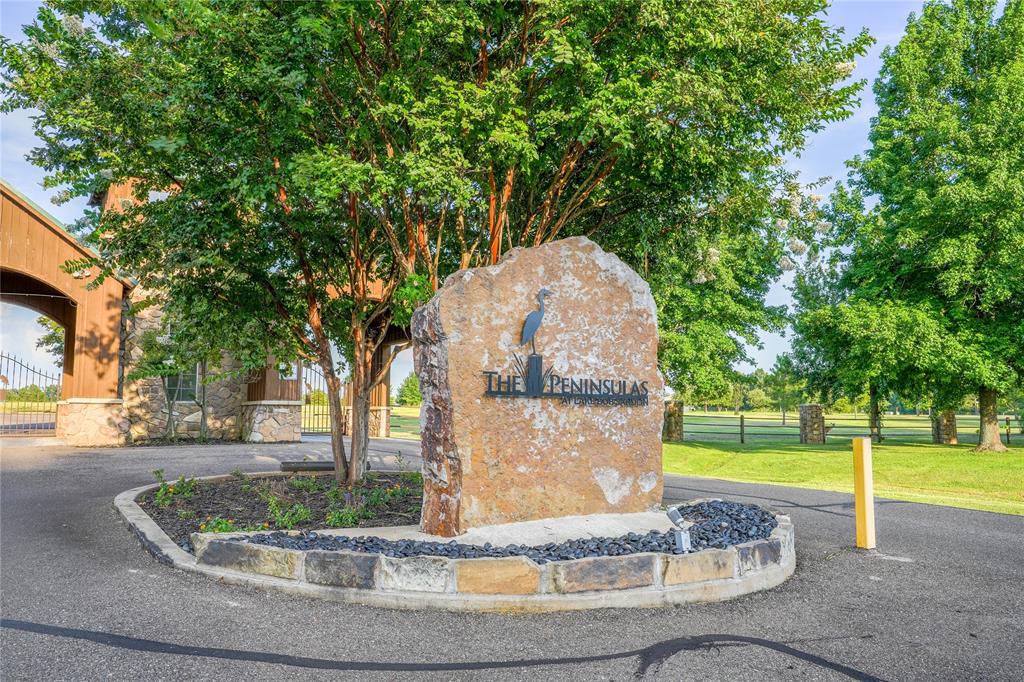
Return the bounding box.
[265,495,311,529]
[152,469,198,507]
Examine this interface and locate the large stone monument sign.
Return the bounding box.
[413,237,664,536]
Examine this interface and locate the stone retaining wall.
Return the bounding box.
[189,511,794,610]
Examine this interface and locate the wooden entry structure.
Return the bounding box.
[1,180,132,444]
[1,179,399,445]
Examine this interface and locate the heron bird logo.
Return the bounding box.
[511,288,553,397]
[519,288,551,356]
[483,286,649,406]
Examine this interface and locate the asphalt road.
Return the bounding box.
[1,438,1022,681]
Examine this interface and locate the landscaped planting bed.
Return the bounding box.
[119,478,796,610]
[240,500,778,563]
[136,470,422,551]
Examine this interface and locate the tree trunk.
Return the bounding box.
[781,404,786,426]
[347,324,374,483]
[350,389,371,482]
[323,369,349,484]
[868,384,882,443]
[976,385,1007,452]
[163,377,177,441]
[198,360,208,441]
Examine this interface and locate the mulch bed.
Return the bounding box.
[137,472,422,552]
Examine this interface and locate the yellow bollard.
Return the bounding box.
[853,437,876,549]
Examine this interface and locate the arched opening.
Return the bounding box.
[0,293,68,434]
[1,268,77,382]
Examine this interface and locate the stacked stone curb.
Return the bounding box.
[116,475,795,612]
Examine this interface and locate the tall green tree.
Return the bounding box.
[839,0,1024,451]
[395,373,422,407]
[767,354,804,424]
[3,0,871,474]
[34,316,64,368]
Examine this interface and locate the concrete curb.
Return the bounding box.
[115,475,795,612]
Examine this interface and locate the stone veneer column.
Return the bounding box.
[240,401,302,442]
[799,404,825,444]
[56,399,130,446]
[369,407,391,438]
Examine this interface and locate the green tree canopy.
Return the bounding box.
[796,0,1024,450]
[3,0,871,469]
[395,373,422,407]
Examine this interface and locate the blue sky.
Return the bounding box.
[0,0,925,388]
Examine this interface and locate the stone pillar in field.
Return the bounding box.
[931,410,958,445]
[663,402,685,442]
[413,237,665,536]
[799,404,825,444]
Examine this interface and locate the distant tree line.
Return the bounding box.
[788,0,1023,451]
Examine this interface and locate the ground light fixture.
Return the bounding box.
[666,507,693,552]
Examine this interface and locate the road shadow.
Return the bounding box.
[2,618,885,680]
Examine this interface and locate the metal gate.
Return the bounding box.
[0,352,61,434]
[301,363,347,434]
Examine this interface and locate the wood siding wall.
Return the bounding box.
[247,361,302,402]
[1,183,127,399]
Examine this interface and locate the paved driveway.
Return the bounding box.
[1,439,1021,681]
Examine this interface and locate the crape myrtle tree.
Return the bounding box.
[2,0,871,478]
[798,0,1024,451]
[644,170,869,406]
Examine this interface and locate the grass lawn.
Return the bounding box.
[389,405,420,440]
[663,440,1024,515]
[0,400,57,414]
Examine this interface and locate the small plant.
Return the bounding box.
[177,509,196,520]
[230,469,247,480]
[325,506,363,528]
[362,485,390,508]
[287,476,321,493]
[152,469,198,507]
[265,495,311,529]
[199,516,239,533]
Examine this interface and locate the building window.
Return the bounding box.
[166,365,198,402]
